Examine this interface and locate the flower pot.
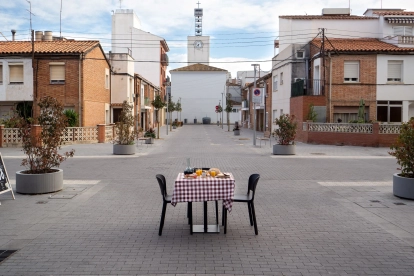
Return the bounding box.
[16,169,63,194]
[273,144,296,155]
[234,130,240,136]
[113,144,135,155]
[145,137,154,144]
[393,173,414,200]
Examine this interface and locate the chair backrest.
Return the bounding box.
[156,174,167,200]
[264,131,271,138]
[247,174,260,201]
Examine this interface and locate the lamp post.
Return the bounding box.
[251,64,259,146]
[218,100,221,126]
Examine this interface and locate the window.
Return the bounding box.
[105,68,110,89]
[9,64,23,84]
[0,63,3,84]
[296,51,304,59]
[387,60,403,82]
[394,26,413,36]
[344,61,359,82]
[377,101,402,123]
[50,63,65,84]
[280,72,283,85]
[273,75,278,91]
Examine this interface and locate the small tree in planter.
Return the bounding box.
[63,109,79,127]
[16,96,75,194]
[151,95,166,139]
[113,101,137,155]
[225,94,233,131]
[272,114,297,155]
[144,128,156,144]
[389,118,414,199]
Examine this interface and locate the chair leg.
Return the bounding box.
[222,204,225,226]
[189,202,193,235]
[215,200,219,225]
[247,202,253,226]
[250,201,258,235]
[187,202,190,224]
[159,201,167,236]
[224,207,227,234]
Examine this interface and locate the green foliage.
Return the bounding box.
[144,128,156,138]
[17,96,75,174]
[225,94,233,113]
[389,118,414,178]
[63,109,79,127]
[151,95,166,139]
[114,101,138,145]
[273,114,298,145]
[217,105,223,113]
[306,103,317,122]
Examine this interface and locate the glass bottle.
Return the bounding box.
[184,158,193,175]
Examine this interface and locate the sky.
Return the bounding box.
[1,0,414,78]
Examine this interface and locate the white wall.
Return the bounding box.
[377,55,414,100]
[111,9,162,87]
[271,46,293,130]
[110,53,135,105]
[0,58,33,102]
[171,71,227,123]
[187,36,209,65]
[279,18,379,52]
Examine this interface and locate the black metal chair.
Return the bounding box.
[223,174,260,235]
[156,174,172,236]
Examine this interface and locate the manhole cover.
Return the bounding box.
[370,200,381,203]
[0,250,18,263]
[36,201,48,204]
[310,153,326,155]
[239,138,249,140]
[394,202,406,205]
[49,194,77,199]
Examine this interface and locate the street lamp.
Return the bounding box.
[251,64,259,145]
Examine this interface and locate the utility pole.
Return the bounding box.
[320,28,325,97]
[251,64,259,146]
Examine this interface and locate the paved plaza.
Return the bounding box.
[0,125,414,276]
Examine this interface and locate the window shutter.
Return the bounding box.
[50,65,65,81]
[387,61,402,81]
[394,26,404,36]
[405,26,413,36]
[9,64,23,83]
[344,62,359,81]
[0,64,3,83]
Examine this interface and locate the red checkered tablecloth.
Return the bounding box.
[171,173,235,212]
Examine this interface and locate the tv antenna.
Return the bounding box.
[26,0,35,35]
[60,0,63,38]
[119,0,122,8]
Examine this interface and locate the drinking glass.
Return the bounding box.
[210,171,216,177]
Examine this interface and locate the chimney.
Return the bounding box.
[11,29,16,41]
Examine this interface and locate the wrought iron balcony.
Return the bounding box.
[291,79,324,97]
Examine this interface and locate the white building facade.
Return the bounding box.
[170,64,227,124]
[0,58,33,117]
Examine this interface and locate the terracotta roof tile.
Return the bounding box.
[279,15,377,20]
[0,40,100,55]
[170,63,227,72]
[311,38,414,52]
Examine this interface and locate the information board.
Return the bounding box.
[0,153,15,203]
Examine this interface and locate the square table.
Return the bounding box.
[171,173,235,234]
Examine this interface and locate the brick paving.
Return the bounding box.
[0,125,413,276]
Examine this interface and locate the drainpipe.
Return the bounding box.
[79,54,83,126]
[264,80,267,131]
[329,52,332,123]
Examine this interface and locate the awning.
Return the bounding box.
[387,18,414,24]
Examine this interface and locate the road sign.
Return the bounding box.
[252,88,262,103]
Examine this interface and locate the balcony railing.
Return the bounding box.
[242,100,249,109]
[291,79,323,97]
[398,35,414,45]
